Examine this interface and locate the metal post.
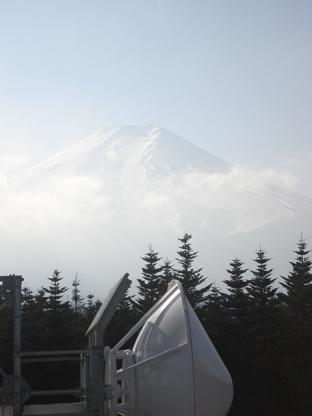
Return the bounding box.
[13,275,23,416]
[88,330,104,416]
[96,330,104,416]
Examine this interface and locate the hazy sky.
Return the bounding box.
[0,0,311,166]
[0,1,311,294]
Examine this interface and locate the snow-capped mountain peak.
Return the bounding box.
[14,125,230,187]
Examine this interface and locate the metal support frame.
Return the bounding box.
[13,277,23,416]
[85,273,132,416]
[87,332,104,416]
[104,349,134,416]
[21,350,87,402]
[21,350,85,357]
[31,390,82,397]
[1,275,88,414]
[0,272,133,416]
[0,275,23,416]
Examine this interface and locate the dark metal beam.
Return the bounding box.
[21,350,85,357]
[31,389,82,397]
[22,356,81,363]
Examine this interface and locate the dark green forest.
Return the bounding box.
[0,233,312,416]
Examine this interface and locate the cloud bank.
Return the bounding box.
[0,157,310,294]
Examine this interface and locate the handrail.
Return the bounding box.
[21,350,86,357]
[31,389,82,397]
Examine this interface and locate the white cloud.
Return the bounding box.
[0,165,304,237]
[0,163,310,293]
[0,154,31,175]
[135,166,300,234]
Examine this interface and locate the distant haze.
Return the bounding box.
[0,126,311,296]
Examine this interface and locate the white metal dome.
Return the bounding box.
[104,280,233,416]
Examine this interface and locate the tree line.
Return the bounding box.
[0,233,311,415]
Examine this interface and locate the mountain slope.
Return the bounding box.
[14,126,230,189]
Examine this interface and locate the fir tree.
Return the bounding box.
[85,293,96,322]
[21,286,37,351]
[201,283,225,351]
[71,273,84,315]
[84,293,102,335]
[222,257,249,357]
[175,233,211,308]
[71,273,85,345]
[22,285,50,355]
[223,257,249,318]
[136,246,163,314]
[223,257,248,323]
[247,248,280,369]
[280,237,312,410]
[42,269,72,349]
[22,286,35,308]
[43,269,68,312]
[159,258,174,295]
[247,247,278,317]
[35,288,48,311]
[281,237,312,313]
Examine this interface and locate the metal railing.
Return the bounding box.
[20,350,87,400]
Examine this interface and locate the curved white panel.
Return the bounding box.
[186,299,233,416]
[133,285,194,416]
[132,281,233,416]
[133,287,188,359]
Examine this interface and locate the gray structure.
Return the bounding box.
[0,273,233,416]
[84,273,131,416]
[0,275,23,416]
[0,273,132,416]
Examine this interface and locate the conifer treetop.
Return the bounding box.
[223,257,249,320]
[175,232,211,308]
[136,245,164,314]
[248,248,278,309]
[42,269,68,310]
[281,237,312,310]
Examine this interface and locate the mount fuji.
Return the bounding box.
[13,125,309,231]
[3,125,311,291]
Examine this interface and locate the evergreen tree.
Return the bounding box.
[281,237,312,313]
[71,273,84,315]
[85,293,96,323]
[28,288,49,350]
[247,248,280,369]
[71,273,85,345]
[224,257,249,316]
[43,269,68,312]
[136,246,163,314]
[175,233,211,308]
[222,257,249,356]
[35,288,48,311]
[280,238,312,413]
[248,248,276,302]
[201,283,225,351]
[21,286,37,351]
[22,286,35,308]
[42,269,72,349]
[159,258,174,295]
[84,294,102,335]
